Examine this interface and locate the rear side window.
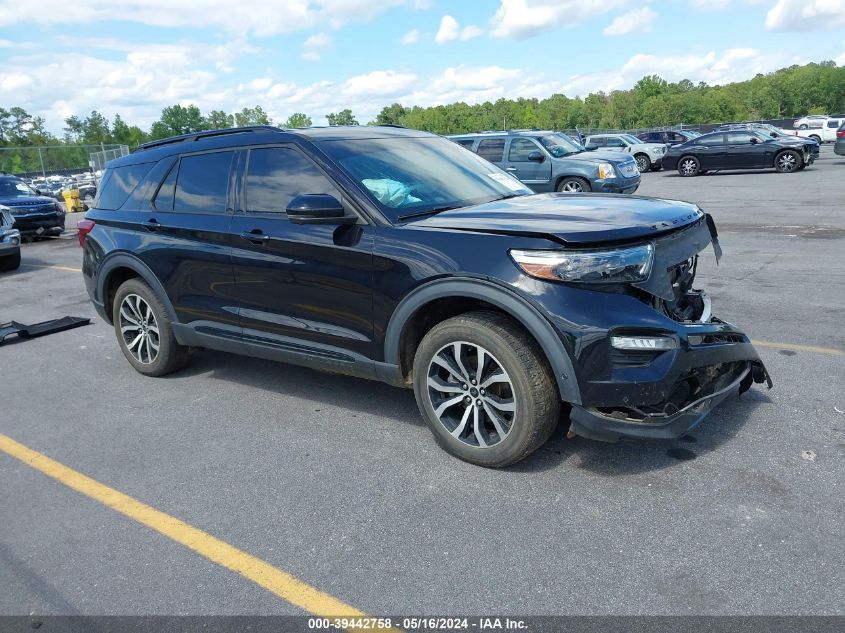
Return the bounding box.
[174,151,235,214]
[589,137,606,147]
[96,162,154,210]
[476,139,505,163]
[697,134,724,146]
[453,139,475,149]
[245,147,340,214]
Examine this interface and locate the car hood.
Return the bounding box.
[409,193,705,244]
[567,149,632,164]
[0,195,57,206]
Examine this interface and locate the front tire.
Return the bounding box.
[775,149,801,173]
[809,135,821,144]
[678,156,700,177]
[556,177,590,193]
[0,250,21,271]
[112,278,192,377]
[412,311,560,468]
[634,154,650,173]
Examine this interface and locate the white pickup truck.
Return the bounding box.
[793,117,844,143]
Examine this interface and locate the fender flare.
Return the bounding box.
[96,253,179,324]
[383,278,581,405]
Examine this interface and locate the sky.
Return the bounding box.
[1,0,845,134]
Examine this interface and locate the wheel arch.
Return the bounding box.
[97,253,178,325]
[384,278,581,405]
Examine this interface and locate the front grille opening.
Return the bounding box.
[610,349,662,369]
[596,361,746,422]
[689,333,746,346]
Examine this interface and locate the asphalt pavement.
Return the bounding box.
[1,146,843,617]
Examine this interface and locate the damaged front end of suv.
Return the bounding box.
[505,200,772,442]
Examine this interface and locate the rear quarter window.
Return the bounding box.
[95,162,155,210]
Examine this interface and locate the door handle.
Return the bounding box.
[143,219,162,230]
[505,167,518,171]
[240,230,270,243]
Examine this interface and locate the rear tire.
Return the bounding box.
[0,250,21,271]
[112,278,192,377]
[678,156,700,177]
[775,149,801,173]
[412,311,560,468]
[556,177,590,193]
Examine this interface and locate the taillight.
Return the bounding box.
[77,218,95,247]
[837,128,845,139]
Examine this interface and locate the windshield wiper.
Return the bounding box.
[398,205,461,222]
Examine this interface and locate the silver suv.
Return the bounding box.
[584,133,667,173]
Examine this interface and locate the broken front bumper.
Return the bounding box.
[569,331,772,442]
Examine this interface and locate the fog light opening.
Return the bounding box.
[611,335,677,351]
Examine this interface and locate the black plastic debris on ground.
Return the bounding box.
[0,317,91,346]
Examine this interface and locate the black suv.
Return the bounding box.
[81,126,771,467]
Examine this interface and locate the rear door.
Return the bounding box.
[688,134,727,170]
[136,150,240,335]
[229,145,375,360]
[503,137,552,189]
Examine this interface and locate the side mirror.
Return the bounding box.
[35,188,43,196]
[286,194,355,225]
[750,137,759,144]
[527,150,545,162]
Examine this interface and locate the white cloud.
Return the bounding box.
[603,7,656,35]
[560,48,804,96]
[435,15,460,43]
[0,39,13,47]
[435,15,484,43]
[766,0,845,30]
[301,33,332,62]
[490,0,627,39]
[341,70,418,96]
[400,28,421,44]
[0,0,418,37]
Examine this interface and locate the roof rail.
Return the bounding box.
[138,125,284,151]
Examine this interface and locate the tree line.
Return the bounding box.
[1,61,842,174]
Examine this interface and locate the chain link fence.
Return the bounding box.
[0,144,129,178]
[89,145,130,174]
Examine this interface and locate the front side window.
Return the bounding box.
[245,147,340,213]
[317,136,532,223]
[173,151,235,214]
[476,139,506,163]
[725,132,756,144]
[508,138,541,162]
[538,134,583,157]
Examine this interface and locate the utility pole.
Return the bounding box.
[37,147,46,177]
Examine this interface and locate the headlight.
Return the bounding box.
[510,243,654,283]
[598,162,616,179]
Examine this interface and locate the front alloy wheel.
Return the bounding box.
[775,150,800,173]
[426,341,516,448]
[119,293,160,364]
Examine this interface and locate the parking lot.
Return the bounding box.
[1,146,843,618]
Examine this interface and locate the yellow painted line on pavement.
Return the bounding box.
[19,264,82,273]
[0,432,384,626]
[752,339,844,356]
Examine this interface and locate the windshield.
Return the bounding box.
[538,134,584,157]
[621,134,644,145]
[0,179,37,198]
[317,136,532,223]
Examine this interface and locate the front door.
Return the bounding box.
[503,138,552,190]
[230,145,375,362]
[725,132,767,168]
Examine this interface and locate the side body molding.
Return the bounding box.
[383,278,581,405]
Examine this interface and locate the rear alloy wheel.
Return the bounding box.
[113,278,192,377]
[775,150,801,173]
[557,177,590,193]
[678,156,700,177]
[634,154,650,173]
[413,311,560,468]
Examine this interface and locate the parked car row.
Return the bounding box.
[25,173,97,202]
[793,113,845,129]
[0,174,67,236]
[583,133,666,172]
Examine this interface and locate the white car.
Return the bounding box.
[793,117,844,143]
[793,114,831,129]
[584,133,667,173]
[0,204,21,271]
